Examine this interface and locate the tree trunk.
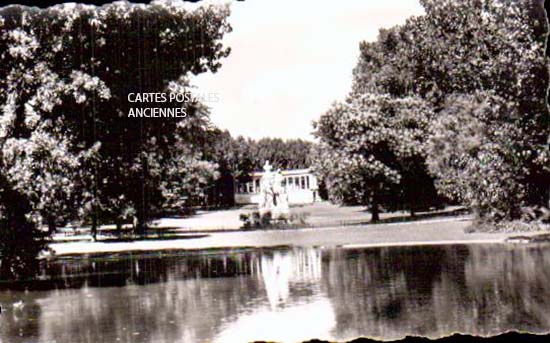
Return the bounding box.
[136,219,146,237]
[371,191,380,222]
[371,204,380,222]
[47,216,56,235]
[91,214,97,242]
[135,156,148,237]
[135,211,146,237]
[116,217,122,238]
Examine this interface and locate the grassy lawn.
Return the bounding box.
[50,202,469,244]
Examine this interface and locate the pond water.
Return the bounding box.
[1,243,549,343]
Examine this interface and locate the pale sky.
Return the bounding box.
[193,0,425,140]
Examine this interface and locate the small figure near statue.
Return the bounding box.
[259,160,290,220]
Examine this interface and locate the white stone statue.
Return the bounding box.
[274,170,289,211]
[259,161,289,220]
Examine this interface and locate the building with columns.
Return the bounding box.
[234,168,319,205]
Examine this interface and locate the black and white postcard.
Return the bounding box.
[0,0,549,342]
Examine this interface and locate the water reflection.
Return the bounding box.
[215,249,334,343]
[261,249,322,309]
[1,244,550,342]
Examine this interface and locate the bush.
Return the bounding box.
[239,210,311,229]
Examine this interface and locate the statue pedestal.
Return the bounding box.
[258,161,290,222]
[272,192,290,220]
[259,204,289,220]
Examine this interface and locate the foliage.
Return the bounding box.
[0,177,47,280]
[317,0,549,223]
[313,93,439,219]
[427,93,532,220]
[414,0,549,221]
[239,210,310,229]
[0,1,231,278]
[206,130,315,207]
[0,6,109,278]
[211,130,313,173]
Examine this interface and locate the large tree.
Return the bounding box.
[411,0,549,221]
[48,1,231,234]
[313,94,439,220]
[319,0,548,223]
[0,0,231,277]
[0,7,110,278]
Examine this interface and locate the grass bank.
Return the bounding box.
[47,216,550,257]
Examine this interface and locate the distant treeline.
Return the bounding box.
[203,130,314,208]
[211,131,312,172]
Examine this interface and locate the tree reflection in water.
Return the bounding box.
[216,248,333,342]
[323,244,550,340]
[260,249,322,309]
[0,244,550,342]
